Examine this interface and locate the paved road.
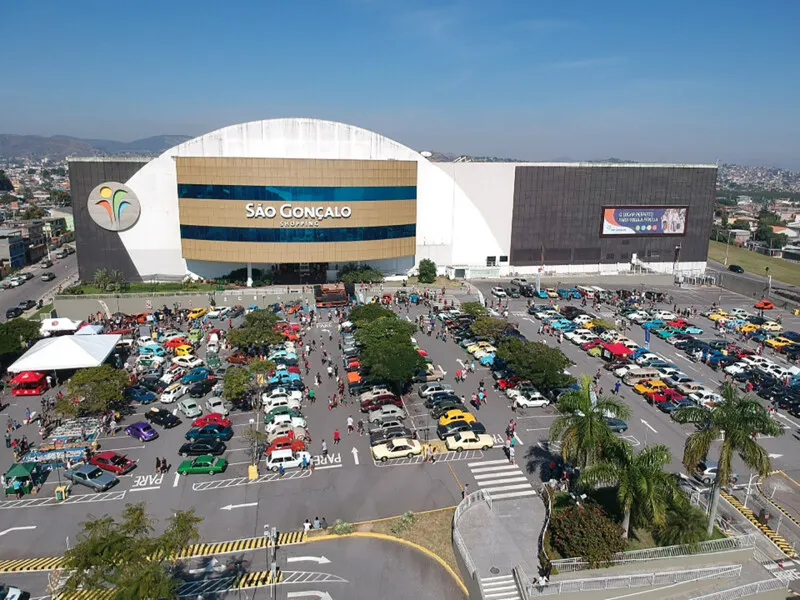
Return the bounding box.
[3,279,800,577]
[1,254,77,322]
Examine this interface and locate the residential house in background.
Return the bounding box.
[0,228,26,273]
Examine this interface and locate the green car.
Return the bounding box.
[654,327,679,340]
[264,406,303,425]
[188,329,204,344]
[177,455,228,475]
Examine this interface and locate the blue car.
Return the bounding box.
[551,319,574,330]
[139,345,167,357]
[536,290,549,299]
[185,424,234,441]
[182,367,211,385]
[268,371,302,386]
[642,320,666,330]
[557,289,572,299]
[126,386,158,404]
[480,354,496,367]
[567,288,582,299]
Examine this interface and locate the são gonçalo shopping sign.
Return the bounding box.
[245,202,352,226]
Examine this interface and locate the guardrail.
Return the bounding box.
[549,535,756,573]
[539,485,552,564]
[452,527,476,578]
[686,577,787,600]
[528,565,743,596]
[453,488,494,581]
[454,488,492,522]
[513,564,533,600]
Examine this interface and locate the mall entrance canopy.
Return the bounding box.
[7,334,122,373]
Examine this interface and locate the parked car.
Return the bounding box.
[124,422,159,441]
[188,379,215,398]
[694,461,738,486]
[178,439,226,457]
[445,431,494,451]
[265,449,313,472]
[205,397,229,416]
[126,386,158,404]
[144,407,181,428]
[368,405,406,423]
[436,420,487,439]
[177,455,228,475]
[178,399,203,418]
[185,424,234,441]
[371,438,422,462]
[89,451,136,475]
[64,464,119,491]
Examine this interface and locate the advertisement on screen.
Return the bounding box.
[601,207,688,236]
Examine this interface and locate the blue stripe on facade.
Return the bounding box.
[178,185,417,202]
[180,224,416,243]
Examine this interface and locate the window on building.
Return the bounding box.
[606,253,615,260]
[620,253,629,260]
[499,255,508,263]
[648,250,660,259]
[621,240,630,246]
[486,256,496,267]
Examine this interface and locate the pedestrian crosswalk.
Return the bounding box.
[480,574,521,600]
[467,459,537,501]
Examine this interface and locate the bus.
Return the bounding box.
[576,286,596,299]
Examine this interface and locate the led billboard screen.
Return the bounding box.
[601,206,687,236]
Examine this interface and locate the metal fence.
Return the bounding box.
[454,488,492,522]
[452,527,475,578]
[550,535,756,573]
[529,565,742,596]
[539,486,552,563]
[686,577,787,600]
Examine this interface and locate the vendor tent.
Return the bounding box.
[600,342,634,362]
[7,334,122,373]
[10,371,46,386]
[76,324,105,335]
[40,318,82,337]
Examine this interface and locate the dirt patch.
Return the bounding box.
[406,276,465,289]
[356,508,458,572]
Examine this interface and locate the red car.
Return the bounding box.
[227,351,252,365]
[266,436,307,456]
[287,366,301,374]
[754,300,775,310]
[360,395,402,413]
[648,388,685,404]
[165,337,192,349]
[667,319,689,330]
[90,451,136,475]
[192,414,232,429]
[276,321,301,332]
[497,377,520,391]
[581,339,603,351]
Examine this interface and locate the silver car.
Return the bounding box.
[64,464,118,492]
[368,405,406,423]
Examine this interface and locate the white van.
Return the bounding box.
[622,368,661,386]
[265,449,312,472]
[577,286,595,299]
[207,333,220,354]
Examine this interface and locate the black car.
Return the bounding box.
[4,307,22,319]
[228,306,245,318]
[747,316,767,325]
[424,392,460,409]
[519,285,535,297]
[773,392,800,410]
[179,439,226,457]
[504,288,521,299]
[188,379,215,398]
[41,272,56,282]
[728,265,744,274]
[144,408,181,428]
[369,425,413,447]
[17,300,36,311]
[437,420,487,440]
[560,306,586,320]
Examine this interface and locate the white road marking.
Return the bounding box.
[513,432,524,446]
[129,486,160,492]
[437,364,447,376]
[0,525,36,536]
[769,453,783,459]
[640,419,658,434]
[525,427,551,432]
[351,447,359,465]
[220,502,258,510]
[101,444,146,452]
[173,472,180,487]
[287,592,333,600]
[457,359,467,369]
[286,555,331,564]
[315,464,343,470]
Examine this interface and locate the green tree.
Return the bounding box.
[581,442,677,539]
[60,365,130,416]
[349,303,396,327]
[61,503,202,600]
[460,302,488,318]
[417,259,437,284]
[227,311,282,350]
[223,366,253,404]
[50,189,72,206]
[248,359,276,388]
[20,205,46,219]
[93,268,110,292]
[355,317,417,348]
[470,316,509,342]
[548,503,626,566]
[20,186,33,200]
[549,376,630,468]
[673,381,782,535]
[496,339,574,390]
[0,318,42,360]
[0,193,14,205]
[731,219,752,231]
[655,504,709,547]
[359,338,426,392]
[0,170,13,192]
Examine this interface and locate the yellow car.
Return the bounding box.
[187,308,208,320]
[438,410,477,427]
[761,321,783,333]
[467,341,495,355]
[707,311,729,322]
[445,431,495,451]
[739,323,760,334]
[371,438,422,462]
[545,288,559,298]
[174,344,194,356]
[765,337,794,350]
[633,380,668,396]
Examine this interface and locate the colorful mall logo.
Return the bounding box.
[87,182,141,232]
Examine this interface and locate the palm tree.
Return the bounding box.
[656,505,708,547]
[673,381,782,535]
[549,375,630,469]
[581,441,676,539]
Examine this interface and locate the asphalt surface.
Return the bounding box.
[1,254,78,322]
[4,279,800,596]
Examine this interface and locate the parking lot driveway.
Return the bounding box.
[278,536,466,600]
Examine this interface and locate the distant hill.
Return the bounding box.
[427,152,636,164]
[0,134,191,159]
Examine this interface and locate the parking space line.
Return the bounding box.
[192,469,311,491]
[129,486,160,492]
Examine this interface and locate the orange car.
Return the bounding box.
[754,300,775,310]
[286,304,303,315]
[165,337,191,349]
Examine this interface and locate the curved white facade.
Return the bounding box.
[116,118,507,279]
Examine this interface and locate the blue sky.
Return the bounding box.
[3,0,799,168]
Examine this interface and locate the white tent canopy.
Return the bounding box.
[40,318,83,337]
[7,334,122,373]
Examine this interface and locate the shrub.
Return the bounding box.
[224,267,271,286]
[331,520,353,535]
[390,511,416,535]
[417,259,437,284]
[654,506,709,547]
[338,263,384,284]
[549,504,626,566]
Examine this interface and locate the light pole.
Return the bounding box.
[743,473,759,508]
[723,232,731,266]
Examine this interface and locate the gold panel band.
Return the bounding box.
[178,199,416,229]
[176,157,418,187]
[181,238,416,264]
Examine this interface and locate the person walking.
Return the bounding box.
[346,416,354,435]
[321,440,328,456]
[333,429,341,445]
[509,445,516,464]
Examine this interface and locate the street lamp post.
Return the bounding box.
[743,473,759,508]
[723,232,731,266]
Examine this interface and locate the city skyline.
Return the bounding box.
[2,0,799,169]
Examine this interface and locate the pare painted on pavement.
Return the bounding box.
[132,473,164,489]
[312,453,341,466]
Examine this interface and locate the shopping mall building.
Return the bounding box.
[69,118,717,284]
